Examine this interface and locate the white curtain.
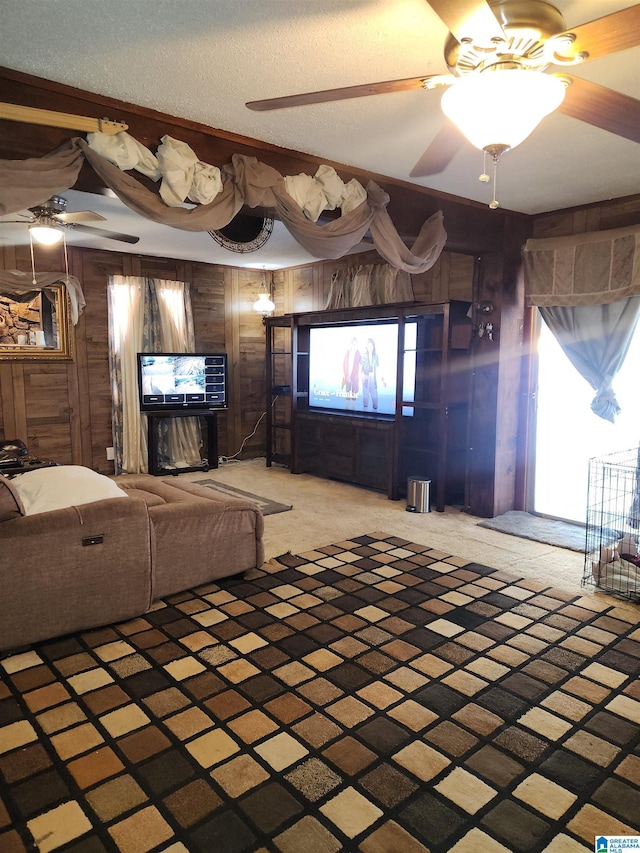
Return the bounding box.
[155,279,201,469]
[325,263,414,309]
[108,276,146,473]
[107,275,200,474]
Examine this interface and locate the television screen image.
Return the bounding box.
[138,353,227,411]
[309,323,404,416]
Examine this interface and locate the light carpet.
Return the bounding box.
[1,532,639,852]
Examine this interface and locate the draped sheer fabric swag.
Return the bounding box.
[0,137,447,276]
[0,271,85,324]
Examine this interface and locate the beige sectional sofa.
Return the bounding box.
[0,468,264,651]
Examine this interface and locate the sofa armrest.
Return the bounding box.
[143,482,265,598]
[0,497,153,651]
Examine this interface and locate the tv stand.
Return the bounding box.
[265,302,472,510]
[147,410,219,476]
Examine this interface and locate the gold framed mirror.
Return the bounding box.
[0,283,72,360]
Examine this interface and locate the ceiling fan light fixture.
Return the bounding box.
[440,69,567,152]
[29,222,64,246]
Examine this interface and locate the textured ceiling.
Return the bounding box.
[0,190,357,271]
[0,0,638,258]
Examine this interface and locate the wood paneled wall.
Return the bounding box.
[532,194,640,238]
[0,242,474,474]
[0,242,236,471]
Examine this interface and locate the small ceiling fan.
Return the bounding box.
[246,0,640,181]
[1,195,139,246]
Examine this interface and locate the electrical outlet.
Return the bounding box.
[106,446,115,461]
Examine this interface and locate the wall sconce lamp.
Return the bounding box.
[253,270,275,322]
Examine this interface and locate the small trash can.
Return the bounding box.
[406,477,431,513]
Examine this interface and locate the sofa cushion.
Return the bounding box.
[0,476,25,522]
[10,465,129,516]
[119,487,166,507]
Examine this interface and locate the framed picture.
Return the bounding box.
[0,283,72,360]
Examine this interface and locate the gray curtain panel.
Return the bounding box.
[525,225,640,421]
[539,297,640,422]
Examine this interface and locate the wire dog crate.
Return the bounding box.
[583,447,640,600]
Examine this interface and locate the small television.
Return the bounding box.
[308,321,416,417]
[137,352,228,412]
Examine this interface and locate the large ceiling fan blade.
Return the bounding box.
[410,119,465,177]
[246,75,437,111]
[71,223,140,244]
[556,6,640,64]
[56,210,106,224]
[558,76,640,144]
[426,0,504,45]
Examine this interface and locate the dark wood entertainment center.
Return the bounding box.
[265,301,472,511]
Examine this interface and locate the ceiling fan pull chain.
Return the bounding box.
[489,156,500,210]
[29,231,37,285]
[479,149,490,184]
[63,230,70,280]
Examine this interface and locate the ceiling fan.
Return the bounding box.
[1,195,139,246]
[246,0,640,185]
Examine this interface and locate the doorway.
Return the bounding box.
[532,311,640,523]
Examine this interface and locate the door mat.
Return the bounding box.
[193,479,292,516]
[478,510,585,551]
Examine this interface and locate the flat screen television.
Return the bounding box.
[137,352,228,412]
[308,321,416,417]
